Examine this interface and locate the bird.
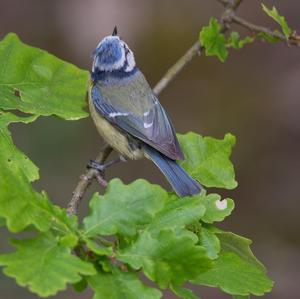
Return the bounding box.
[88,26,201,197]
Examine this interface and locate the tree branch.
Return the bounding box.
[67,0,299,216]
[67,144,112,215]
[218,0,300,47]
[153,41,201,95]
[232,15,300,46]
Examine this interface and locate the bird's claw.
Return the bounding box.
[87,160,105,172]
[87,160,107,187]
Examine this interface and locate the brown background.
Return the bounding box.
[0,0,299,298]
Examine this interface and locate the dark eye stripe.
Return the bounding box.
[123,45,130,56]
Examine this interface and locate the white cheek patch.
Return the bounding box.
[108,112,129,118]
[143,111,150,117]
[92,56,99,72]
[215,199,228,210]
[125,51,136,72]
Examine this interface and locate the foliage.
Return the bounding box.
[178,133,237,189]
[227,32,254,50]
[0,233,96,297]
[0,10,282,297]
[200,4,291,62]
[199,18,256,62]
[261,4,291,39]
[199,18,228,62]
[0,33,88,120]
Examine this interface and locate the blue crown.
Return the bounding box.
[91,33,137,81]
[92,36,123,67]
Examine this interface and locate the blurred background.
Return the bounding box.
[0,0,299,298]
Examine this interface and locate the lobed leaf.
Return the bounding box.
[0,112,78,233]
[200,18,228,62]
[88,267,162,299]
[0,33,88,120]
[197,193,234,223]
[0,233,96,297]
[118,229,211,289]
[216,230,266,271]
[192,252,273,296]
[262,4,291,39]
[178,132,237,189]
[83,179,168,238]
[191,229,273,296]
[0,111,39,181]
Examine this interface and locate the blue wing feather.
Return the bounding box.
[91,71,183,160]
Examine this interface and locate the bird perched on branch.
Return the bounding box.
[89,27,201,197]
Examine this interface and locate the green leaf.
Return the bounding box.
[200,18,228,62]
[171,284,201,299]
[262,4,291,39]
[85,239,113,256]
[118,229,211,289]
[178,133,237,189]
[0,128,53,232]
[0,217,6,227]
[217,231,265,270]
[83,179,168,238]
[192,252,273,296]
[191,229,273,296]
[198,227,220,259]
[0,111,77,233]
[114,192,210,288]
[0,111,39,182]
[227,32,254,49]
[0,233,96,297]
[198,193,234,223]
[0,141,74,232]
[146,194,206,236]
[0,33,88,120]
[59,233,78,248]
[88,267,162,299]
[257,32,281,43]
[73,277,88,293]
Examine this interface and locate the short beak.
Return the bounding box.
[112,26,118,36]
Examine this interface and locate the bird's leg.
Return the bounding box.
[87,155,126,187]
[88,155,126,172]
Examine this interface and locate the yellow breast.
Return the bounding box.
[88,87,144,160]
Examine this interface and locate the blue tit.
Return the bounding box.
[89,27,201,197]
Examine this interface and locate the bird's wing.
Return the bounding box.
[91,72,183,160]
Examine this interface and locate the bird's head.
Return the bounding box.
[92,26,136,73]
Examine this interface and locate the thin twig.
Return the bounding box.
[218,0,300,47]
[153,41,201,95]
[232,15,300,46]
[216,0,242,9]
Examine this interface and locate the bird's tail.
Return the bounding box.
[144,146,201,197]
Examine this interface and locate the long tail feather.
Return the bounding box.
[144,146,201,197]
